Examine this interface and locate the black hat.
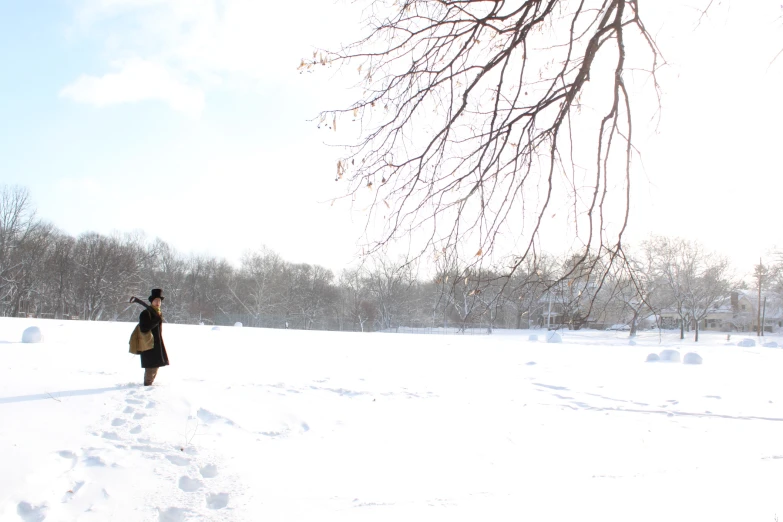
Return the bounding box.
[148,288,164,302]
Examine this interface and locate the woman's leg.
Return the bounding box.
[144,367,158,386]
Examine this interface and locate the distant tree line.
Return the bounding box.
[1,185,781,339]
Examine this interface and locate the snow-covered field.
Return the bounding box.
[1,318,783,522]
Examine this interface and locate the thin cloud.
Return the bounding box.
[64,0,362,109]
[59,58,205,117]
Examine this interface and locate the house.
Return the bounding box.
[658,291,783,332]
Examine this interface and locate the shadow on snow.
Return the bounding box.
[0,384,137,404]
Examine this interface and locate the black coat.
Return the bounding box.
[139,309,169,369]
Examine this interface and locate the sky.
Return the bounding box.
[0,0,781,277]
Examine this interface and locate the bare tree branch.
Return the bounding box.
[309,0,663,298]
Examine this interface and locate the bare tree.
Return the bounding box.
[648,235,732,341]
[0,186,39,315]
[686,256,731,342]
[501,253,564,329]
[339,268,377,331]
[430,248,512,331]
[542,251,605,330]
[433,251,483,331]
[647,236,689,338]
[364,254,418,330]
[309,0,662,295]
[750,259,772,336]
[284,263,338,330]
[9,221,54,317]
[238,247,288,321]
[596,246,657,335]
[43,232,76,319]
[202,258,239,321]
[144,238,188,322]
[71,232,147,320]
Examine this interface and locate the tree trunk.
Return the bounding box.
[629,310,639,337]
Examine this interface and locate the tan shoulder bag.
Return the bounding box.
[129,324,155,354]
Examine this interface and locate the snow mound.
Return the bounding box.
[234,322,243,328]
[683,352,703,365]
[211,326,221,331]
[646,353,660,362]
[659,349,681,363]
[737,338,756,347]
[629,339,637,346]
[546,331,562,343]
[763,341,778,348]
[22,326,43,343]
[528,334,538,342]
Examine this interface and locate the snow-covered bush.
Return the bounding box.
[683,352,703,365]
[22,326,43,343]
[646,353,660,362]
[546,331,562,343]
[659,349,681,363]
[737,339,756,347]
[763,342,778,348]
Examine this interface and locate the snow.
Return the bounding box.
[21,326,43,343]
[545,331,562,343]
[659,349,681,363]
[2,318,783,521]
[682,352,704,365]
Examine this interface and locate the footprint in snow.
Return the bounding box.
[133,412,146,420]
[101,431,121,441]
[178,476,203,492]
[200,464,218,478]
[206,492,229,510]
[17,501,47,522]
[197,408,235,426]
[166,455,190,466]
[112,418,127,427]
[146,401,156,409]
[158,506,193,522]
[131,444,168,454]
[83,456,106,467]
[58,450,77,459]
[61,481,84,502]
[125,398,144,405]
[130,425,142,434]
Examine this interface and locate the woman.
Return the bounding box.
[139,288,169,386]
